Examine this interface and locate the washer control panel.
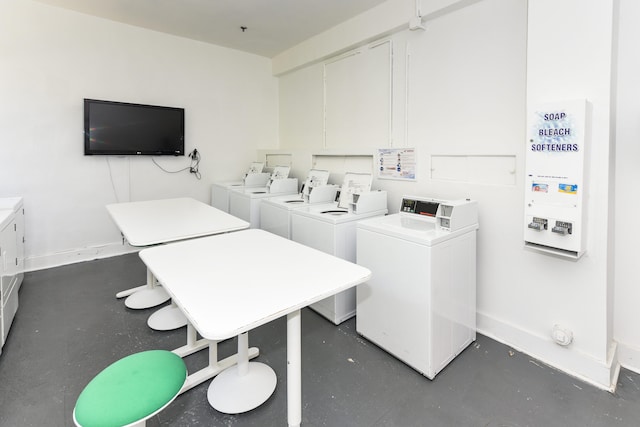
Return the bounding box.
[400,196,478,232]
[401,198,440,217]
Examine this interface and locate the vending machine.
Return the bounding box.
[524,99,589,259]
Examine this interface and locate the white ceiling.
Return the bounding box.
[34,0,390,58]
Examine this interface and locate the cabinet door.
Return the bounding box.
[15,209,24,271]
[1,219,18,299]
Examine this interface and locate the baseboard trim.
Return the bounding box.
[477,311,620,392]
[25,245,637,386]
[24,242,139,272]
[617,342,640,375]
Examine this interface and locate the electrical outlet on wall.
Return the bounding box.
[551,324,573,346]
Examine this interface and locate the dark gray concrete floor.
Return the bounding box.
[0,253,639,427]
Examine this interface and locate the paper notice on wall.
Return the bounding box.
[377,148,416,180]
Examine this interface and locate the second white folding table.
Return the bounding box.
[106,197,249,330]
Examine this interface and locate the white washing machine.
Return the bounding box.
[260,186,338,239]
[290,191,388,324]
[211,162,271,212]
[356,196,478,379]
[229,177,299,229]
[260,169,337,239]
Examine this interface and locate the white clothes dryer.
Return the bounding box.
[356,196,478,379]
[290,191,387,324]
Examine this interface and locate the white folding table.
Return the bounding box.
[139,229,371,426]
[106,197,249,330]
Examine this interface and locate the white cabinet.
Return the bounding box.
[0,197,24,355]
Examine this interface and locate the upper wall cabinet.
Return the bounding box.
[324,40,392,150]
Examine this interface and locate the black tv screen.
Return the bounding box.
[84,99,184,155]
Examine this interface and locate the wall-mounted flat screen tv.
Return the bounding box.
[84,98,185,155]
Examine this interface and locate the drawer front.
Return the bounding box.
[1,275,17,306]
[2,279,19,344]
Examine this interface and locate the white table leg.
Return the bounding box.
[174,323,260,394]
[123,268,170,309]
[287,310,302,427]
[115,267,154,298]
[115,284,147,299]
[207,332,277,413]
[147,301,188,330]
[173,322,209,357]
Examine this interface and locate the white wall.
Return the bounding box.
[0,0,278,269]
[3,0,636,391]
[279,64,324,149]
[523,0,616,388]
[614,0,640,373]
[277,0,630,390]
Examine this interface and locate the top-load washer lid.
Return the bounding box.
[400,216,436,230]
[292,201,386,225]
[261,194,310,211]
[240,187,269,195]
[357,213,475,246]
[364,213,436,233]
[321,209,349,215]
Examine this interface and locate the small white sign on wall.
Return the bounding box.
[377,148,416,180]
[524,99,588,258]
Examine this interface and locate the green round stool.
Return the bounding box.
[73,350,187,427]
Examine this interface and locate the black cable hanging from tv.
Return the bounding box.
[151,148,201,179]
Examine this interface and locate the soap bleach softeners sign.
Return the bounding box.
[524,100,588,258]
